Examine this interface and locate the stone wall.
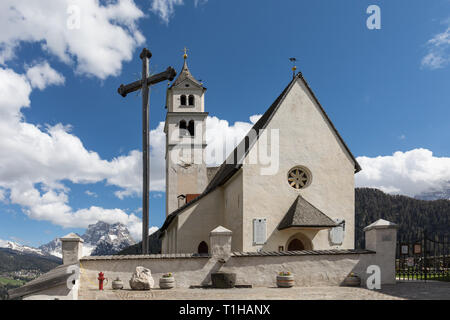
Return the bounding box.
[78,250,375,291]
[19,219,397,299]
[80,220,397,291]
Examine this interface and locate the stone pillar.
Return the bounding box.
[364,219,398,285]
[209,226,232,261]
[60,233,84,265]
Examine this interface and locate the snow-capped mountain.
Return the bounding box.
[38,221,136,258]
[415,186,450,201]
[0,240,46,256]
[84,221,136,256]
[38,238,62,258]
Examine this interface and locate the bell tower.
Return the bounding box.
[164,49,208,216]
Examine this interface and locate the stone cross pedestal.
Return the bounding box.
[60,233,84,265]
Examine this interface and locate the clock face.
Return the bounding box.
[287,166,311,189]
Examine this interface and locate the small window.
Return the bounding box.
[177,195,186,208]
[188,120,195,136]
[180,95,187,106]
[198,241,208,254]
[188,95,195,106]
[179,120,188,136]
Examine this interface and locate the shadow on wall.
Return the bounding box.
[200,260,223,286]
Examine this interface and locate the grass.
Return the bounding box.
[0,277,25,287]
[396,273,450,282]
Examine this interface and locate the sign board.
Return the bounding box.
[329,219,345,245]
[253,218,267,245]
[401,244,409,255]
[406,257,414,267]
[414,244,422,254]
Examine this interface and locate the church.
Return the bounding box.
[9,52,401,300]
[160,53,362,254]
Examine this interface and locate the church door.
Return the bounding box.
[287,238,305,251]
[198,241,209,254]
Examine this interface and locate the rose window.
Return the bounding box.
[287,167,311,189]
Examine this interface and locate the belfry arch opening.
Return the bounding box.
[188,120,195,136]
[179,120,188,136]
[180,95,187,105]
[198,241,208,254]
[188,95,195,106]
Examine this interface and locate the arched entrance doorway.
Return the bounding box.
[287,238,305,251]
[286,232,313,251]
[198,241,209,254]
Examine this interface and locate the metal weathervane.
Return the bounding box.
[289,57,297,79]
[117,48,176,254]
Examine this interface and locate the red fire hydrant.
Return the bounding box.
[98,272,108,291]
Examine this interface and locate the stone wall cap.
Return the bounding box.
[363,219,398,231]
[210,225,232,236]
[60,232,84,242]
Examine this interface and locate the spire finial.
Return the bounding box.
[289,57,297,79]
[183,47,188,60]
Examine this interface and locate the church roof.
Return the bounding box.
[159,72,361,236]
[277,195,337,230]
[170,59,204,89]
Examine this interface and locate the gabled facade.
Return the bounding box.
[161,67,361,254]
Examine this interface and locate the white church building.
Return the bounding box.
[160,55,362,254]
[9,53,401,300]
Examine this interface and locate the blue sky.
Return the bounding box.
[0,0,449,247]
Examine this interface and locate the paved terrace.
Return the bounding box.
[79,281,450,300]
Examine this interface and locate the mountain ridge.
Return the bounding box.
[38,221,136,257]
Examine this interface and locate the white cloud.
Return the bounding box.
[0,66,143,234]
[150,0,184,24]
[149,0,208,24]
[205,116,258,166]
[0,239,9,247]
[112,114,260,197]
[0,0,213,238]
[422,25,450,70]
[26,62,65,90]
[0,65,259,234]
[149,226,159,235]
[249,114,262,124]
[194,0,208,7]
[0,188,5,203]
[85,190,98,198]
[0,0,145,79]
[356,148,450,197]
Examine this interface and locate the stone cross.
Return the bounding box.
[117,48,176,254]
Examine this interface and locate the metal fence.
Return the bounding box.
[396,232,449,281]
